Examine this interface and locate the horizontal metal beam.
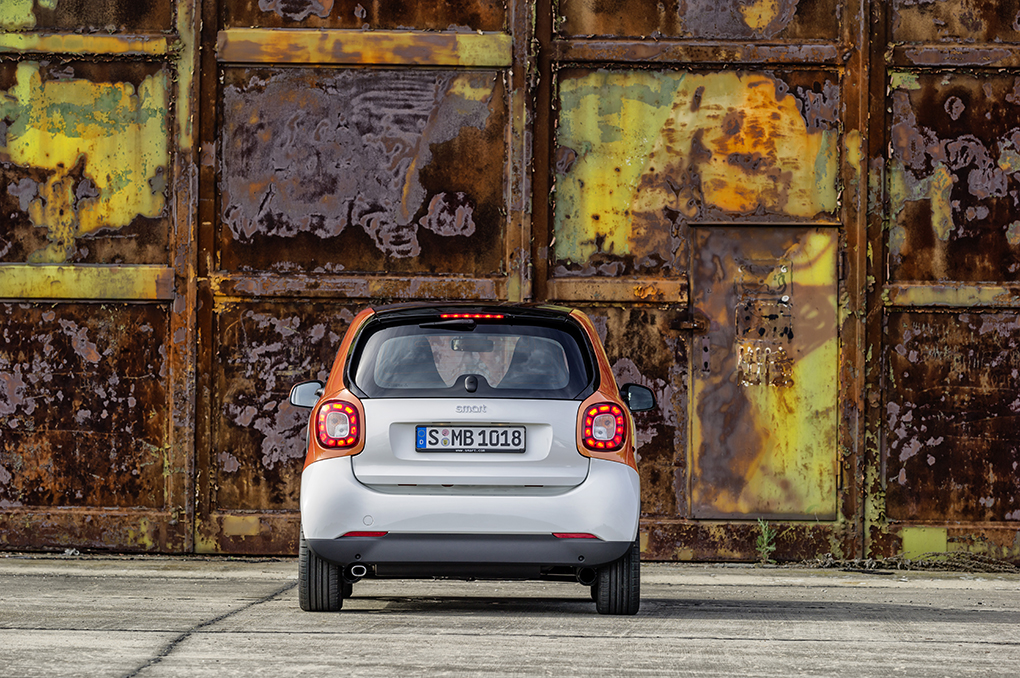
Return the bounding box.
[883,284,1020,308]
[553,40,843,66]
[890,44,1020,68]
[208,274,506,302]
[0,33,170,56]
[216,29,513,67]
[0,265,174,301]
[547,277,688,304]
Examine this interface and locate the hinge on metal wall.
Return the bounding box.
[838,250,847,283]
[670,311,709,334]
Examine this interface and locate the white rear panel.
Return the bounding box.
[352,398,587,487]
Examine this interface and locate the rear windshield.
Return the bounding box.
[349,320,595,399]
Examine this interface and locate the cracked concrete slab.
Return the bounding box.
[0,555,1018,677]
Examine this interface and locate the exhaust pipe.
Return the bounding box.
[344,563,368,582]
[576,567,597,587]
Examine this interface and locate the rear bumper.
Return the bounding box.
[308,533,632,572]
[300,456,640,558]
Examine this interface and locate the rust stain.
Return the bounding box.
[891,0,1020,43]
[0,0,171,32]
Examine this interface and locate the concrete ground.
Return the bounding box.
[0,554,1018,677]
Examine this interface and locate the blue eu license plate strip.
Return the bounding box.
[416,426,526,453]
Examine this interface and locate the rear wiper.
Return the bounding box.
[418,319,477,330]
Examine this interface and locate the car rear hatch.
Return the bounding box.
[346,309,597,490]
[352,398,587,487]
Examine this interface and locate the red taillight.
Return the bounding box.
[316,401,360,448]
[553,533,599,539]
[582,402,626,451]
[439,313,504,319]
[341,531,388,538]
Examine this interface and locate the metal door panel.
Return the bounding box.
[884,311,1020,524]
[0,61,171,266]
[553,68,840,278]
[0,0,195,555]
[0,302,179,550]
[691,226,838,519]
[218,67,507,275]
[573,305,687,518]
[887,71,1020,284]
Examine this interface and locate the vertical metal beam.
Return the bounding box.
[194,0,222,553]
[166,0,201,552]
[532,0,553,303]
[838,0,870,560]
[864,0,892,559]
[507,0,534,302]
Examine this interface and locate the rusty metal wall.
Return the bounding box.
[192,0,526,553]
[2,0,1017,563]
[866,1,1020,562]
[539,0,865,562]
[0,0,197,551]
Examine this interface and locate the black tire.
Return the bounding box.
[595,538,640,615]
[298,532,344,611]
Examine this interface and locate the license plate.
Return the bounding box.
[415,425,526,453]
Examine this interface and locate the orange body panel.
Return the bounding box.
[302,308,375,470]
[569,310,638,471]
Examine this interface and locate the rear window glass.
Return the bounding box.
[350,321,594,399]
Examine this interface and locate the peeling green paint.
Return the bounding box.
[556,71,683,263]
[0,0,57,31]
[889,72,921,91]
[0,62,169,263]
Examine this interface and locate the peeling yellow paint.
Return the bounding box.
[845,129,863,187]
[128,517,155,549]
[556,71,838,265]
[0,0,48,31]
[0,33,169,55]
[176,0,197,150]
[901,526,947,558]
[739,0,780,33]
[222,515,261,537]
[928,163,954,241]
[0,62,169,263]
[556,71,681,262]
[0,265,173,301]
[216,29,513,67]
[889,72,921,91]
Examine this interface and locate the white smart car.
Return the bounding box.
[289,303,655,614]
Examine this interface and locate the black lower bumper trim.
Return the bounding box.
[308,533,631,574]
